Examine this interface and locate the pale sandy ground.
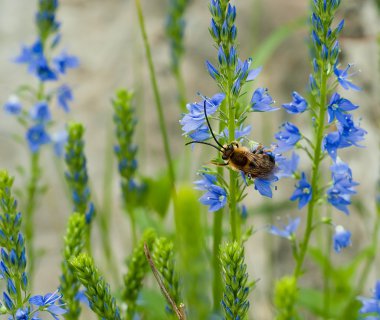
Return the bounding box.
[0,0,379,319]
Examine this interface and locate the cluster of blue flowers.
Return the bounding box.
[269,0,365,253]
[180,0,281,212]
[3,0,78,155]
[0,170,65,319]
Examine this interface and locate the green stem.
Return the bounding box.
[212,211,223,311]
[135,0,176,191]
[24,151,41,283]
[294,70,328,278]
[226,90,239,241]
[323,206,332,319]
[127,206,138,247]
[99,125,119,281]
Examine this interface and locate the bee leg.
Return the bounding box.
[210,160,229,167]
[254,144,265,154]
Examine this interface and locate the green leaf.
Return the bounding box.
[142,170,171,218]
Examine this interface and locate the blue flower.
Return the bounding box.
[52,130,68,157]
[180,93,225,136]
[323,131,340,160]
[337,114,366,148]
[14,40,44,71]
[282,91,308,114]
[274,122,301,153]
[199,184,227,212]
[333,225,351,253]
[3,96,22,115]
[327,158,358,214]
[15,307,31,320]
[15,39,57,81]
[53,51,79,74]
[269,217,301,239]
[189,124,210,142]
[26,124,50,153]
[327,187,351,214]
[254,175,278,198]
[334,64,361,91]
[246,66,262,81]
[358,280,380,317]
[29,290,66,316]
[205,60,220,80]
[194,172,217,190]
[290,172,312,209]
[327,93,358,125]
[195,171,227,211]
[251,88,278,112]
[57,84,73,112]
[35,59,58,82]
[276,152,299,179]
[30,101,52,123]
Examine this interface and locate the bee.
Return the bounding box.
[185,101,276,179]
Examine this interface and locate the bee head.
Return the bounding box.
[222,142,239,160]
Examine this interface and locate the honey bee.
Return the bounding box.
[186,101,276,179]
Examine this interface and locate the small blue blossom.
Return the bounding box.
[180,93,225,136]
[26,124,51,153]
[337,114,367,148]
[282,91,308,114]
[276,152,300,179]
[358,280,380,318]
[251,88,278,112]
[290,172,312,209]
[29,290,66,317]
[14,40,44,72]
[333,225,351,253]
[334,64,361,91]
[52,130,68,157]
[274,122,301,153]
[15,307,31,320]
[195,171,227,212]
[246,66,262,81]
[189,124,210,142]
[53,51,79,74]
[14,39,57,81]
[3,96,22,115]
[199,184,227,212]
[205,60,220,80]
[30,101,52,123]
[254,175,278,198]
[327,92,358,125]
[323,131,340,160]
[56,84,73,112]
[269,217,301,239]
[194,172,217,190]
[327,157,358,214]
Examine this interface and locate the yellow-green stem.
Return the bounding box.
[135,0,176,192]
[226,91,240,241]
[294,70,328,278]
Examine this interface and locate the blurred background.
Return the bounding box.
[0,0,379,318]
